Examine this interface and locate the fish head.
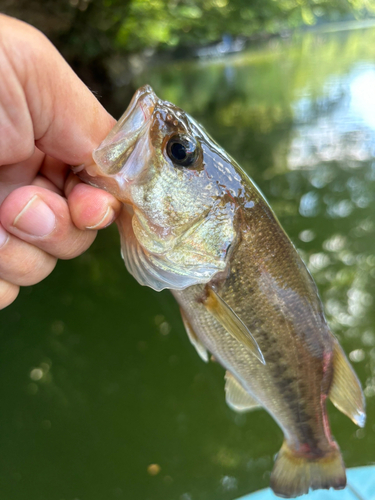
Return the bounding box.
[79,85,245,291]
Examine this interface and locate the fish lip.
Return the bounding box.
[118,84,158,131]
[77,85,158,178]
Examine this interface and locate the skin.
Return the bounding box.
[0,14,122,309]
[83,89,342,452]
[172,179,348,497]
[79,87,364,496]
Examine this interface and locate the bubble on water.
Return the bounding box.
[355,428,365,439]
[327,200,353,218]
[147,464,161,476]
[299,191,319,217]
[364,385,375,397]
[30,369,43,381]
[349,349,365,362]
[362,330,375,346]
[299,229,315,242]
[220,475,238,491]
[323,234,346,252]
[159,322,171,335]
[339,251,355,265]
[308,253,331,271]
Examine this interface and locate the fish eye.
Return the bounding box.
[167,134,200,167]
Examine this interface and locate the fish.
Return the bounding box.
[75,85,366,498]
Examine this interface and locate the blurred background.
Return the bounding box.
[1,1,375,500]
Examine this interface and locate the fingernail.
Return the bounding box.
[13,195,56,237]
[0,225,9,249]
[86,206,116,230]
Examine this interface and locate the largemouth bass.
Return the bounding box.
[76,85,365,498]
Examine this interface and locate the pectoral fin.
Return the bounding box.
[225,371,262,412]
[203,287,265,365]
[329,341,366,427]
[180,308,209,363]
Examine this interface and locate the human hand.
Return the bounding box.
[0,14,122,309]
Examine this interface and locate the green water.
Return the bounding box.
[2,25,375,500]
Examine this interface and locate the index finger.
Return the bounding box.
[0,14,116,167]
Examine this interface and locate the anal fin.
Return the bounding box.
[180,308,209,363]
[225,371,262,412]
[329,340,366,428]
[203,287,265,365]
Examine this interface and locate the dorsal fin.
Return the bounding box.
[225,371,262,412]
[329,341,366,427]
[203,287,265,365]
[180,308,209,363]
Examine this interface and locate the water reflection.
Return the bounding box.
[289,65,375,169]
[2,23,375,500]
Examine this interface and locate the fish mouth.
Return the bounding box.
[79,85,158,178]
[106,85,158,153]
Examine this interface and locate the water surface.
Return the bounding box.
[2,24,375,500]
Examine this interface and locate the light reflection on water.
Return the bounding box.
[284,61,375,408]
[1,24,375,500]
[290,64,375,169]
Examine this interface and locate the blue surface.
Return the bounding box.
[236,466,375,500]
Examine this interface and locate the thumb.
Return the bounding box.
[0,14,115,168]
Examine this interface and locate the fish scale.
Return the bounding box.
[173,211,332,453]
[79,85,365,498]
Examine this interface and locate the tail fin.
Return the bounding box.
[270,441,346,498]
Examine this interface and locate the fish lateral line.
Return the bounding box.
[80,85,367,498]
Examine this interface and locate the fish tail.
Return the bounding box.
[270,440,346,498]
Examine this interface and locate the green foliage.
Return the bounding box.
[133,25,375,178]
[3,0,375,65]
[116,0,375,51]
